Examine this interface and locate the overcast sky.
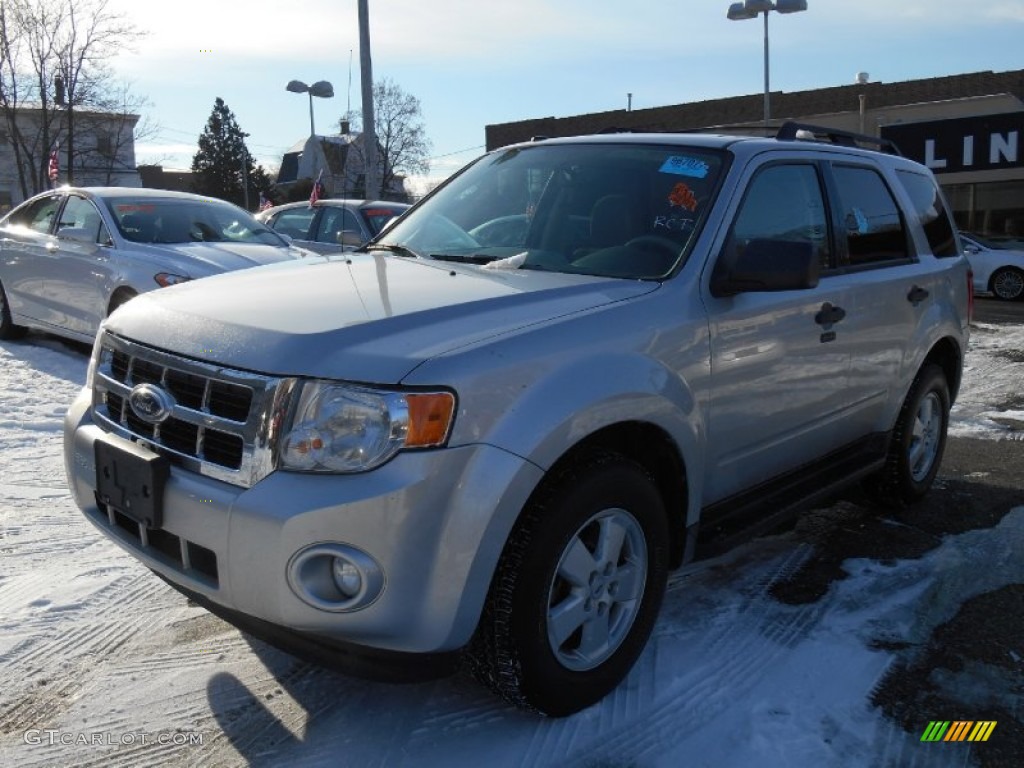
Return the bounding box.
[106,0,1024,182]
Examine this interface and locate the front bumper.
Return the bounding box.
[63,388,543,654]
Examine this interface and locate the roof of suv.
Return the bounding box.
[511,120,907,162]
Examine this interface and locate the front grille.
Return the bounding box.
[92,332,296,488]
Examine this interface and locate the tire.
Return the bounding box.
[990,267,1024,301]
[468,452,669,716]
[862,363,950,508]
[0,279,27,340]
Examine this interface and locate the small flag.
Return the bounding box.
[258,193,273,212]
[48,145,59,183]
[309,169,324,208]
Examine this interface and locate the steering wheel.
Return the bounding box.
[624,235,680,258]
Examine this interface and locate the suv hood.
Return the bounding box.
[106,253,658,382]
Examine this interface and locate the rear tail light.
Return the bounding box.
[966,269,974,323]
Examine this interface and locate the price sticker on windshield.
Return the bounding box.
[659,156,710,179]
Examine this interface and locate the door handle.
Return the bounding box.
[907,285,929,306]
[815,302,846,326]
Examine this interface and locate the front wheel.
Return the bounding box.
[468,452,668,716]
[990,267,1024,301]
[862,363,950,508]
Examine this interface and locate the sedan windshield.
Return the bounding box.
[103,198,286,246]
[377,142,725,278]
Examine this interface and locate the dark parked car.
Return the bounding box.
[256,199,410,254]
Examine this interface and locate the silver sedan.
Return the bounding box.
[0,187,308,343]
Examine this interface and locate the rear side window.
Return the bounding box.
[832,165,909,266]
[895,169,958,258]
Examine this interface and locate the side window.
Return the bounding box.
[57,196,104,242]
[727,163,831,271]
[832,165,909,266]
[8,195,62,233]
[315,207,361,244]
[271,208,316,240]
[895,169,958,258]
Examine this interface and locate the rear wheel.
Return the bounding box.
[862,363,950,508]
[468,452,668,716]
[0,279,27,340]
[990,267,1024,301]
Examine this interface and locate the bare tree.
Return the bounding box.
[0,0,142,198]
[341,78,431,200]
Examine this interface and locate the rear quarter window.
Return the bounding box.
[895,169,959,258]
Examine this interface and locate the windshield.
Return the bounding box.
[104,198,287,246]
[377,142,725,278]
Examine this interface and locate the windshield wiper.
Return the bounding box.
[427,253,499,264]
[365,243,421,258]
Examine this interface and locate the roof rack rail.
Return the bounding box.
[776,121,903,155]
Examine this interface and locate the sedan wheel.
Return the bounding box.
[991,267,1024,301]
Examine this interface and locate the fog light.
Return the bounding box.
[332,557,363,598]
[287,543,385,612]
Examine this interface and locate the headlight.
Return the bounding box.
[154,272,191,287]
[279,381,455,473]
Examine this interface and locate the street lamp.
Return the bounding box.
[286,79,335,137]
[726,0,808,130]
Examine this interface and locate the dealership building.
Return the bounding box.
[485,69,1024,242]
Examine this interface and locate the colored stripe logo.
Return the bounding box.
[920,721,997,742]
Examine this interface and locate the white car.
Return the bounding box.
[0,187,309,343]
[960,232,1024,300]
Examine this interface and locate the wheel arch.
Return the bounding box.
[107,285,138,316]
[528,421,691,569]
[923,335,964,405]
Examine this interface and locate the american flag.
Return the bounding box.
[309,169,324,208]
[48,145,59,183]
[258,193,273,212]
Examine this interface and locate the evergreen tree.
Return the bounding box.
[191,97,270,209]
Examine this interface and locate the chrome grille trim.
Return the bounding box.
[91,331,297,488]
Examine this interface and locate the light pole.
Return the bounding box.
[286,79,335,137]
[726,0,807,131]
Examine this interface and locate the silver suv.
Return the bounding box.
[64,124,971,716]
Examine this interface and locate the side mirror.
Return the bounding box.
[711,238,819,297]
[962,243,981,255]
[336,229,364,247]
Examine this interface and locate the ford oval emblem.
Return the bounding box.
[127,383,175,424]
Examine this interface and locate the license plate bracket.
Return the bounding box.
[95,438,169,529]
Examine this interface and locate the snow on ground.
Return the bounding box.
[0,324,1021,768]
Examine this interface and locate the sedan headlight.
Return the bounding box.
[279,381,455,473]
[154,272,191,287]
